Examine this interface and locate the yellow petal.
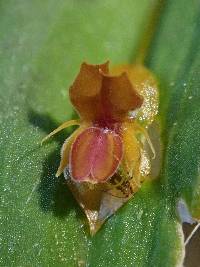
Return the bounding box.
[41,119,80,144]
[121,122,141,185]
[56,125,88,177]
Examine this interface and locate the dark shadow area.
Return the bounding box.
[183,223,200,267]
[144,0,169,66]
[28,109,85,221]
[130,0,168,64]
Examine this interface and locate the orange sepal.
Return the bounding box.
[101,73,143,121]
[111,64,159,125]
[69,62,109,121]
[69,62,143,123]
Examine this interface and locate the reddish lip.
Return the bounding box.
[69,126,123,183]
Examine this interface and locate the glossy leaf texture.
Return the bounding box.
[0,0,200,266]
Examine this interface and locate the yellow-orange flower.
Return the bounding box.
[42,62,158,185]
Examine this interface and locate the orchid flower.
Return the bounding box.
[42,62,157,186]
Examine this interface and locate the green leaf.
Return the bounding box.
[147,0,200,220]
[1,0,199,266]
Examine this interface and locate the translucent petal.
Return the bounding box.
[111,64,159,125]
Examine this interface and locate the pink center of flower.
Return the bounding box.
[93,119,121,133]
[69,127,123,183]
